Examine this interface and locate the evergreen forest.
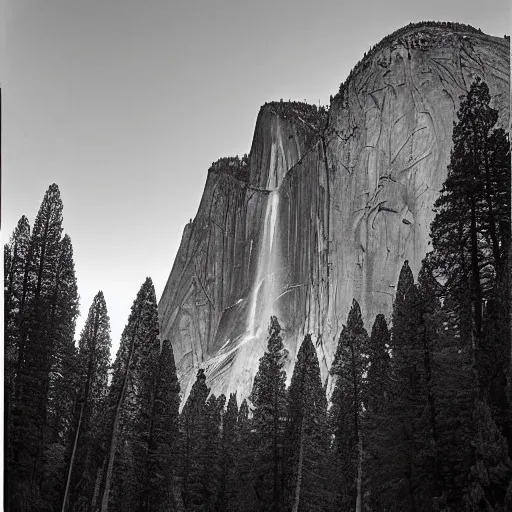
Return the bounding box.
[4,79,511,511]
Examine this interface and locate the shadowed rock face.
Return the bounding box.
[158,25,510,404]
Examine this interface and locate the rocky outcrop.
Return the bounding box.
[158,23,510,403]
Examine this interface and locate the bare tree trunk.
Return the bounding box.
[355,438,362,512]
[61,401,84,512]
[172,471,186,512]
[91,459,105,512]
[273,385,280,512]
[292,417,305,512]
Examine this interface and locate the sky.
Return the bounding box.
[2,0,510,358]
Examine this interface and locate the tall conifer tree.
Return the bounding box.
[4,216,31,403]
[179,369,211,511]
[250,316,288,512]
[229,399,258,512]
[285,334,329,512]
[4,215,32,504]
[99,277,160,512]
[329,300,368,512]
[363,314,392,509]
[429,77,511,392]
[217,393,238,512]
[9,184,80,511]
[62,291,111,512]
[144,338,181,512]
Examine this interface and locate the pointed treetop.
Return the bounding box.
[238,399,249,421]
[227,393,238,413]
[461,77,494,123]
[370,314,390,346]
[13,215,31,237]
[61,233,73,249]
[298,334,315,358]
[40,183,63,210]
[396,260,414,302]
[93,290,106,302]
[347,299,365,333]
[418,258,442,308]
[139,277,157,300]
[295,334,322,375]
[291,334,323,393]
[266,315,286,361]
[32,183,64,240]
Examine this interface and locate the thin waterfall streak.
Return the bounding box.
[247,190,280,335]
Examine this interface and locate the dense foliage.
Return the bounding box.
[5,78,511,511]
[208,155,250,183]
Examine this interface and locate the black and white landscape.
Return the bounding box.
[3,2,512,511]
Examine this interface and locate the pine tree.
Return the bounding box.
[45,235,80,440]
[363,314,392,509]
[179,369,211,511]
[389,261,439,511]
[229,399,259,512]
[62,291,111,512]
[9,184,81,511]
[144,338,181,512]
[41,233,80,510]
[429,77,510,374]
[365,314,391,413]
[99,277,160,512]
[329,300,369,512]
[4,216,31,404]
[249,316,288,512]
[217,393,238,512]
[4,215,32,505]
[284,334,329,512]
[203,394,224,510]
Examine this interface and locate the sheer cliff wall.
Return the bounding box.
[158,25,510,402]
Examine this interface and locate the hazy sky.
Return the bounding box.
[2,0,510,358]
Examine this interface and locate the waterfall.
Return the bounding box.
[247,190,280,336]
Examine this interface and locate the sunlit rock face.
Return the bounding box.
[158,24,510,404]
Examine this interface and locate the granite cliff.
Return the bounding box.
[158,23,510,403]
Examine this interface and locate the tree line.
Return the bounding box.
[4,78,511,511]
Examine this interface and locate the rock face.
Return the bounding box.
[158,24,510,404]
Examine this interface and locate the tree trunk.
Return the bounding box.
[91,459,105,512]
[470,201,483,343]
[273,383,280,512]
[292,416,305,512]
[172,471,186,512]
[350,343,362,512]
[355,438,362,512]
[61,401,84,512]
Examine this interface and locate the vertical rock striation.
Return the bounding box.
[158,23,510,403]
